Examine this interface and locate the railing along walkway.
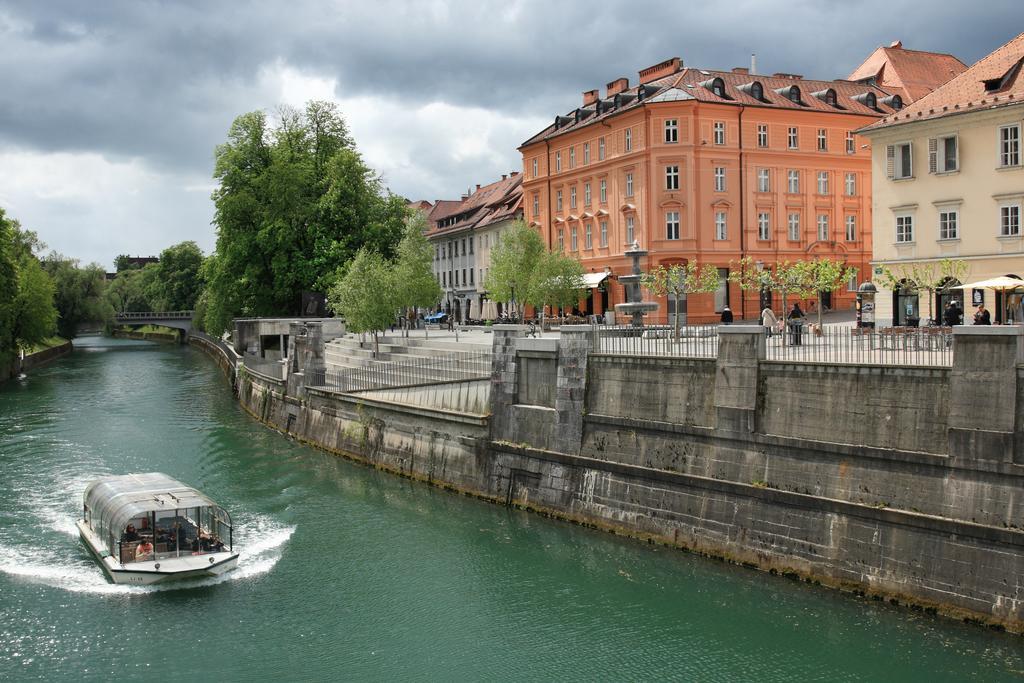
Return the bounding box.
[308,350,491,393]
[115,310,195,320]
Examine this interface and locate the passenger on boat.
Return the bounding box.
[122,524,139,542]
[135,539,154,561]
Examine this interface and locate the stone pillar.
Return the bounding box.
[489,325,528,442]
[949,326,1023,464]
[714,325,765,433]
[553,325,591,455]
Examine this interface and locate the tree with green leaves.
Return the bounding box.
[12,255,57,348]
[528,250,587,334]
[153,241,204,310]
[327,248,396,355]
[643,261,720,338]
[483,220,545,321]
[41,255,111,338]
[204,101,407,334]
[393,212,442,338]
[803,259,858,328]
[0,209,20,370]
[880,258,967,325]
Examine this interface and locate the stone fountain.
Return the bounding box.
[614,241,658,326]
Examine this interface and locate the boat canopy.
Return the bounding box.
[84,473,222,549]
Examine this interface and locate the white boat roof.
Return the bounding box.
[84,473,220,536]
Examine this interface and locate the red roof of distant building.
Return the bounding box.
[862,32,1024,132]
[427,174,523,237]
[847,41,967,103]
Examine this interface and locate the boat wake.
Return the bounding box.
[0,512,295,595]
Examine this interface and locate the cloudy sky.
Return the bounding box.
[0,1,1018,269]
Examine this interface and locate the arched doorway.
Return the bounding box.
[893,279,920,326]
[936,278,964,325]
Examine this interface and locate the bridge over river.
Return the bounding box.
[114,310,195,340]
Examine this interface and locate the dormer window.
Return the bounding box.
[700,77,728,98]
[737,81,765,101]
[853,92,878,110]
[813,88,838,107]
[775,85,802,104]
[881,94,903,110]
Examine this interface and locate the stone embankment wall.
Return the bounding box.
[2,340,73,381]
[111,329,180,343]
[198,321,1024,633]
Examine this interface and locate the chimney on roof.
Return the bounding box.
[889,40,903,49]
[510,171,519,176]
[638,57,682,84]
[773,72,803,80]
[606,77,629,97]
[582,89,599,106]
[461,193,469,201]
[501,174,507,180]
[732,67,749,74]
[751,53,757,75]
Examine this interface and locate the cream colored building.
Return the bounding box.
[860,33,1024,325]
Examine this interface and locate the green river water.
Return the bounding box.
[1,336,1022,681]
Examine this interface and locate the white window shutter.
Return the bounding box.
[928,138,938,174]
[886,145,895,179]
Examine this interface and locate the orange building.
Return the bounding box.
[520,57,910,323]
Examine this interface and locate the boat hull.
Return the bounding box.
[77,520,239,585]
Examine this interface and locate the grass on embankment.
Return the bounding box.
[23,336,70,354]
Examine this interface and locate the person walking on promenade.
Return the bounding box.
[974,304,991,325]
[788,303,805,345]
[720,306,734,325]
[761,306,778,338]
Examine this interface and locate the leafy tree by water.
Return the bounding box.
[12,255,57,348]
[204,101,407,334]
[528,250,586,332]
[483,220,545,320]
[392,211,442,337]
[327,248,396,355]
[153,241,204,310]
[643,261,720,338]
[106,267,155,314]
[41,255,111,338]
[0,210,19,367]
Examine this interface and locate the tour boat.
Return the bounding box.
[77,472,239,585]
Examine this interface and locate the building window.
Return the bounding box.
[585,222,593,249]
[846,131,855,154]
[888,142,913,179]
[570,186,577,209]
[558,229,564,252]
[715,211,727,240]
[1000,125,1021,167]
[788,127,798,149]
[757,124,768,148]
[714,167,726,192]
[470,269,474,285]
[666,165,680,191]
[666,211,680,240]
[532,193,539,217]
[442,272,446,287]
[939,209,959,240]
[571,226,578,251]
[787,170,799,194]
[569,146,575,168]
[626,215,635,243]
[758,212,770,240]
[555,151,562,172]
[816,171,829,195]
[584,182,592,205]
[930,135,958,173]
[624,128,632,152]
[817,128,827,151]
[1001,203,1021,236]
[896,214,914,243]
[788,212,800,241]
[600,220,608,247]
[555,190,563,211]
[817,214,829,241]
[583,142,590,165]
[847,272,858,292]
[757,168,770,193]
[469,237,474,254]
[462,239,466,255]
[665,119,678,143]
[532,158,538,178]
[599,179,607,203]
[625,172,634,197]
[598,137,606,160]
[713,121,725,145]
[845,173,856,196]
[845,215,856,241]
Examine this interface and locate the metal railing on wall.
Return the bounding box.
[115,311,195,320]
[765,325,953,366]
[589,323,720,358]
[307,350,492,393]
[242,356,286,380]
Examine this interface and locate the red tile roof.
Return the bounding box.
[847,41,967,103]
[427,174,523,237]
[522,66,899,147]
[862,32,1024,132]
